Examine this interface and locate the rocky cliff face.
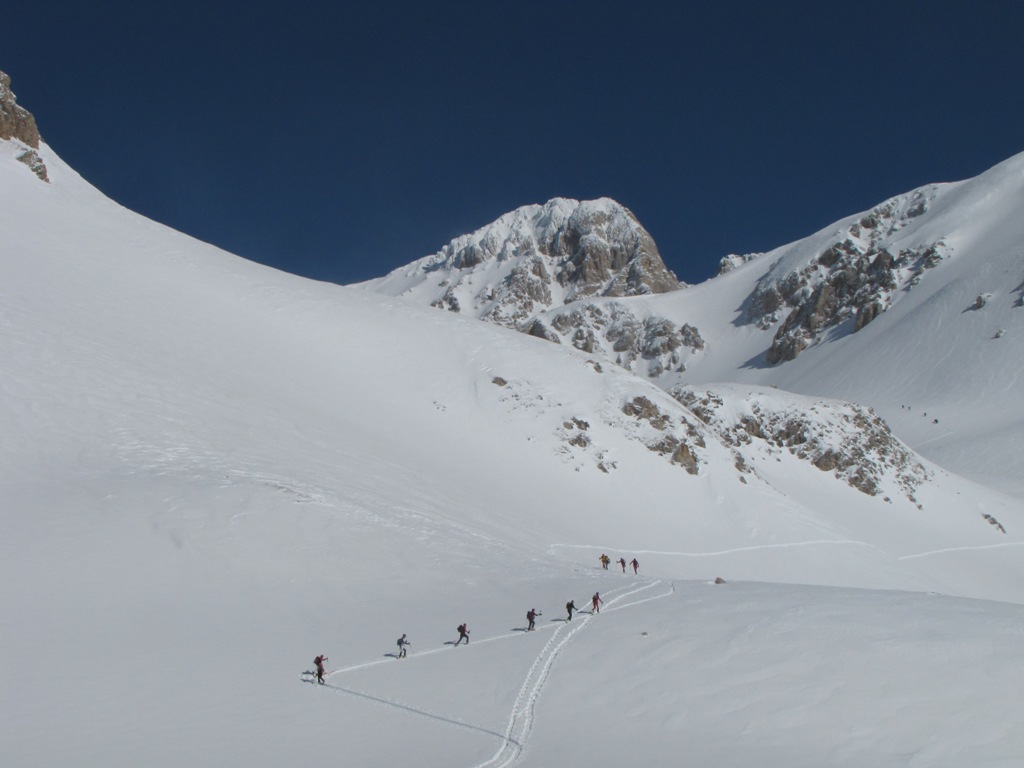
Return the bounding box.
[360,198,682,329]
[744,189,948,363]
[0,71,40,147]
[674,384,931,501]
[0,71,48,182]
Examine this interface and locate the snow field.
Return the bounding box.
[4,141,1024,767]
[531,582,1024,767]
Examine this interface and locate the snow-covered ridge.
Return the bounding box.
[418,152,1024,495]
[357,197,681,329]
[383,153,1023,394]
[530,162,1007,374]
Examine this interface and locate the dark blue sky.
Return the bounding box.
[4,1,1022,285]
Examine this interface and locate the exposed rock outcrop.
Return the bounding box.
[622,395,705,474]
[674,385,930,500]
[717,252,763,275]
[488,373,710,475]
[0,71,40,147]
[744,191,948,363]
[16,149,49,182]
[1,70,48,182]
[539,301,705,378]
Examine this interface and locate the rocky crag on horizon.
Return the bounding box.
[0,70,48,182]
[523,184,957,378]
[376,190,951,381]
[360,197,682,328]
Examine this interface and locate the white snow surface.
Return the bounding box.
[3,140,1024,767]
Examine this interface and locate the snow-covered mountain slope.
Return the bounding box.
[358,197,681,327]
[361,154,1024,498]
[3,105,1024,767]
[4,137,1021,596]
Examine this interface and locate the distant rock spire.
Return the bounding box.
[0,70,48,181]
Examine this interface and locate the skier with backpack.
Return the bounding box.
[566,600,576,621]
[455,623,470,646]
[313,654,328,684]
[631,557,639,575]
[396,634,410,658]
[618,557,627,572]
[526,608,541,631]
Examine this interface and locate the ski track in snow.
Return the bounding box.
[310,678,513,744]
[550,540,881,558]
[898,540,1024,560]
[473,579,669,768]
[324,624,562,677]
[602,582,676,614]
[314,579,671,768]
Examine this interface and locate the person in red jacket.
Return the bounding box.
[631,558,639,575]
[592,592,603,613]
[313,654,328,684]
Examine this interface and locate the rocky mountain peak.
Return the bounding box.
[360,197,682,330]
[0,71,48,182]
